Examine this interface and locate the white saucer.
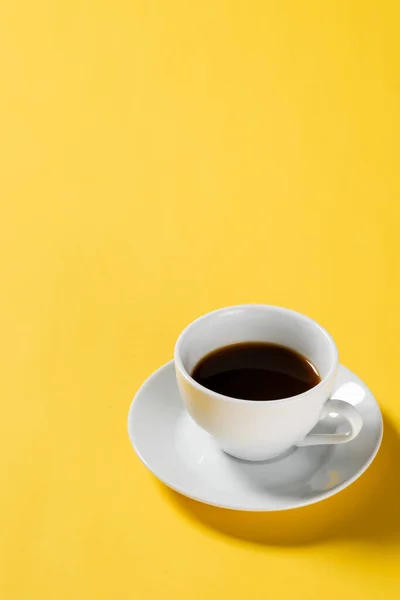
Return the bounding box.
[128,362,383,511]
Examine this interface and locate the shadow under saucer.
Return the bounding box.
[157,414,399,548]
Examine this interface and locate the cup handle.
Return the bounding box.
[296,399,363,447]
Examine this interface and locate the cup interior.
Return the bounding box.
[175,305,337,385]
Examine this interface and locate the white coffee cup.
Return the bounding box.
[174,305,363,461]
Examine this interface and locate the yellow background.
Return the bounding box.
[1,1,399,598]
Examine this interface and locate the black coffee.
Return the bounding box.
[191,342,321,401]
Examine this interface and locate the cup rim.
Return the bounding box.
[174,304,339,404]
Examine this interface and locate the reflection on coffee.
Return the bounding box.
[191,342,321,401]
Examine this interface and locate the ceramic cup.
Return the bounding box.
[174,305,363,461]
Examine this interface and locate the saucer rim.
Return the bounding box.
[128,361,384,512]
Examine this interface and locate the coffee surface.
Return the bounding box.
[191,342,321,401]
